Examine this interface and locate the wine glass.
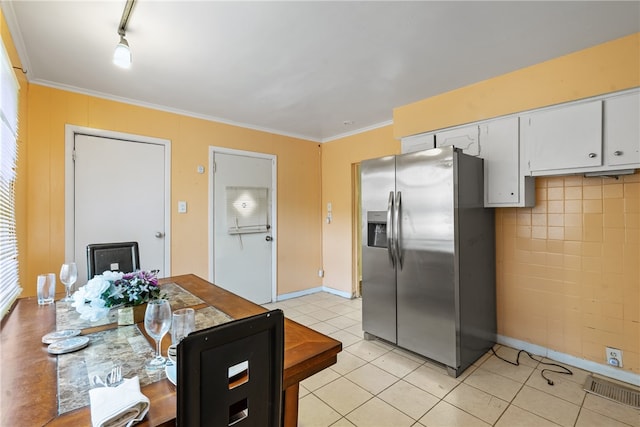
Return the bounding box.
[144,299,172,370]
[59,262,78,302]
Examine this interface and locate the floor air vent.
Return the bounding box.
[583,375,640,409]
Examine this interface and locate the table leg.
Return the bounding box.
[282,383,300,427]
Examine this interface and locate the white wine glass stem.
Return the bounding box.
[155,335,162,360]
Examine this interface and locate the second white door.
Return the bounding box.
[212,150,275,304]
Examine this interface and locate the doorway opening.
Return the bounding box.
[352,163,362,298]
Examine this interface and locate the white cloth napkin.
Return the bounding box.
[89,376,150,427]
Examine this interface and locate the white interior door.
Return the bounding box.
[72,133,168,283]
[211,150,275,304]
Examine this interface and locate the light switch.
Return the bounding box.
[178,201,187,213]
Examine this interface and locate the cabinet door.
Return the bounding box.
[401,133,434,154]
[605,92,640,167]
[435,125,480,156]
[522,101,602,172]
[481,117,534,207]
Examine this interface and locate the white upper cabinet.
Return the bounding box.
[401,132,434,154]
[433,120,533,207]
[435,124,480,156]
[397,89,638,207]
[521,100,603,174]
[520,90,639,176]
[480,117,534,207]
[604,91,640,167]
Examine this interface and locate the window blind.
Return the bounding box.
[0,40,21,318]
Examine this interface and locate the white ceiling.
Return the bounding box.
[2,1,639,142]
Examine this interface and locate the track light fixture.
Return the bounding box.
[113,33,131,68]
[113,0,136,69]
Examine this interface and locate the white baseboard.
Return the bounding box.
[320,286,353,299]
[276,287,323,301]
[498,335,640,387]
[277,286,353,301]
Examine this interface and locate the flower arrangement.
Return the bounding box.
[72,270,163,322]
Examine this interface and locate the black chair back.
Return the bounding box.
[177,309,284,427]
[86,241,140,279]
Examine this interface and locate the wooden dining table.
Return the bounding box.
[0,274,342,426]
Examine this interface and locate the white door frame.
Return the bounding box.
[208,146,277,302]
[64,125,172,275]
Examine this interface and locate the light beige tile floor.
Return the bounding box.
[263,292,640,427]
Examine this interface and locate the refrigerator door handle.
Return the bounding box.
[395,191,403,269]
[387,191,396,267]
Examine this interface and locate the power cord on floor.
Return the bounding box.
[490,347,572,386]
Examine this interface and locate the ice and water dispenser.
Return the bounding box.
[367,211,388,248]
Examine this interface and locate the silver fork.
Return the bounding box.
[106,365,123,387]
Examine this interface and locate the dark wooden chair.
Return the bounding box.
[86,241,140,279]
[177,309,284,427]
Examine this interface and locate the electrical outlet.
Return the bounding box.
[606,347,623,368]
[318,269,324,278]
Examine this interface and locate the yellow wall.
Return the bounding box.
[394,33,640,138]
[22,86,322,297]
[321,126,399,294]
[320,33,638,374]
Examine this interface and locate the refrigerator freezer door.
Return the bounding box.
[396,147,457,366]
[361,156,397,344]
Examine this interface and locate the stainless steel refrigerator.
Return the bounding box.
[361,146,496,377]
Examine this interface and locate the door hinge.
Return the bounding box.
[213,162,216,173]
[72,148,76,162]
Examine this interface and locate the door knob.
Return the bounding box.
[265,236,273,242]
[155,232,164,238]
